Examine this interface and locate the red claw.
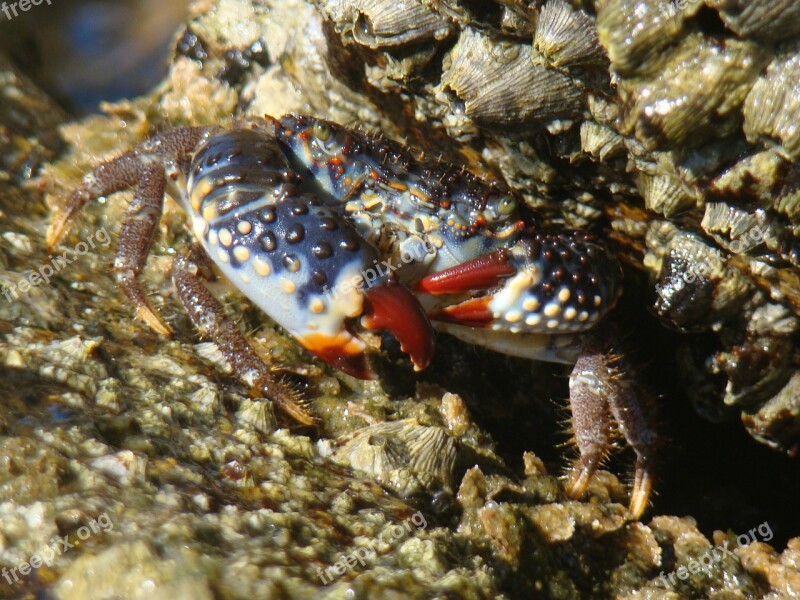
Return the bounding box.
[415,249,515,295]
[362,285,435,371]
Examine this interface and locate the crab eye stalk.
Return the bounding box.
[498,197,516,215]
[486,195,517,221]
[313,121,331,141]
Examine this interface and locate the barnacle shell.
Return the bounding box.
[618,35,766,150]
[715,333,795,411]
[327,419,458,496]
[534,0,605,68]
[701,203,776,254]
[364,46,440,90]
[706,0,800,43]
[774,171,800,223]
[637,171,695,217]
[743,370,800,451]
[707,150,790,212]
[596,0,687,77]
[315,0,454,48]
[438,28,583,127]
[743,49,800,161]
[580,121,625,161]
[236,398,278,434]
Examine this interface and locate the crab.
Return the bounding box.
[48,114,657,518]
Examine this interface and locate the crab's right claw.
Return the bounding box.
[295,285,434,378]
[362,284,435,372]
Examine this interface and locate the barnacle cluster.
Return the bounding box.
[287,0,800,453]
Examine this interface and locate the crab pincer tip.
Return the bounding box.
[362,284,435,372]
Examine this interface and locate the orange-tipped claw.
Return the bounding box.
[431,296,493,328]
[416,249,515,295]
[299,331,375,379]
[362,285,435,372]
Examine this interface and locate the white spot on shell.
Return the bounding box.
[544,303,561,317]
[523,297,540,312]
[233,246,250,262]
[219,228,233,247]
[280,279,296,294]
[254,258,271,277]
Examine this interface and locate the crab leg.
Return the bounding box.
[172,246,315,426]
[606,375,656,519]
[566,340,656,519]
[565,348,613,501]
[47,127,210,250]
[113,163,171,335]
[48,126,213,335]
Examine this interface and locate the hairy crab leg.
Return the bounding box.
[172,246,315,426]
[565,348,612,500]
[566,340,656,519]
[607,377,656,519]
[48,127,213,335]
[47,127,210,250]
[113,162,171,335]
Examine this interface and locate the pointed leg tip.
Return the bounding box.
[629,470,653,520]
[136,305,173,337]
[46,222,66,251]
[565,468,591,500]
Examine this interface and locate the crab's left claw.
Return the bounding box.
[297,330,375,380]
[418,233,623,335]
[362,285,435,372]
[416,249,515,296]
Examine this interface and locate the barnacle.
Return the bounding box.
[314,0,454,49]
[743,47,800,161]
[595,0,688,77]
[437,28,584,128]
[617,35,766,151]
[325,419,458,496]
[579,120,625,162]
[636,171,695,218]
[706,0,800,42]
[534,0,605,69]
